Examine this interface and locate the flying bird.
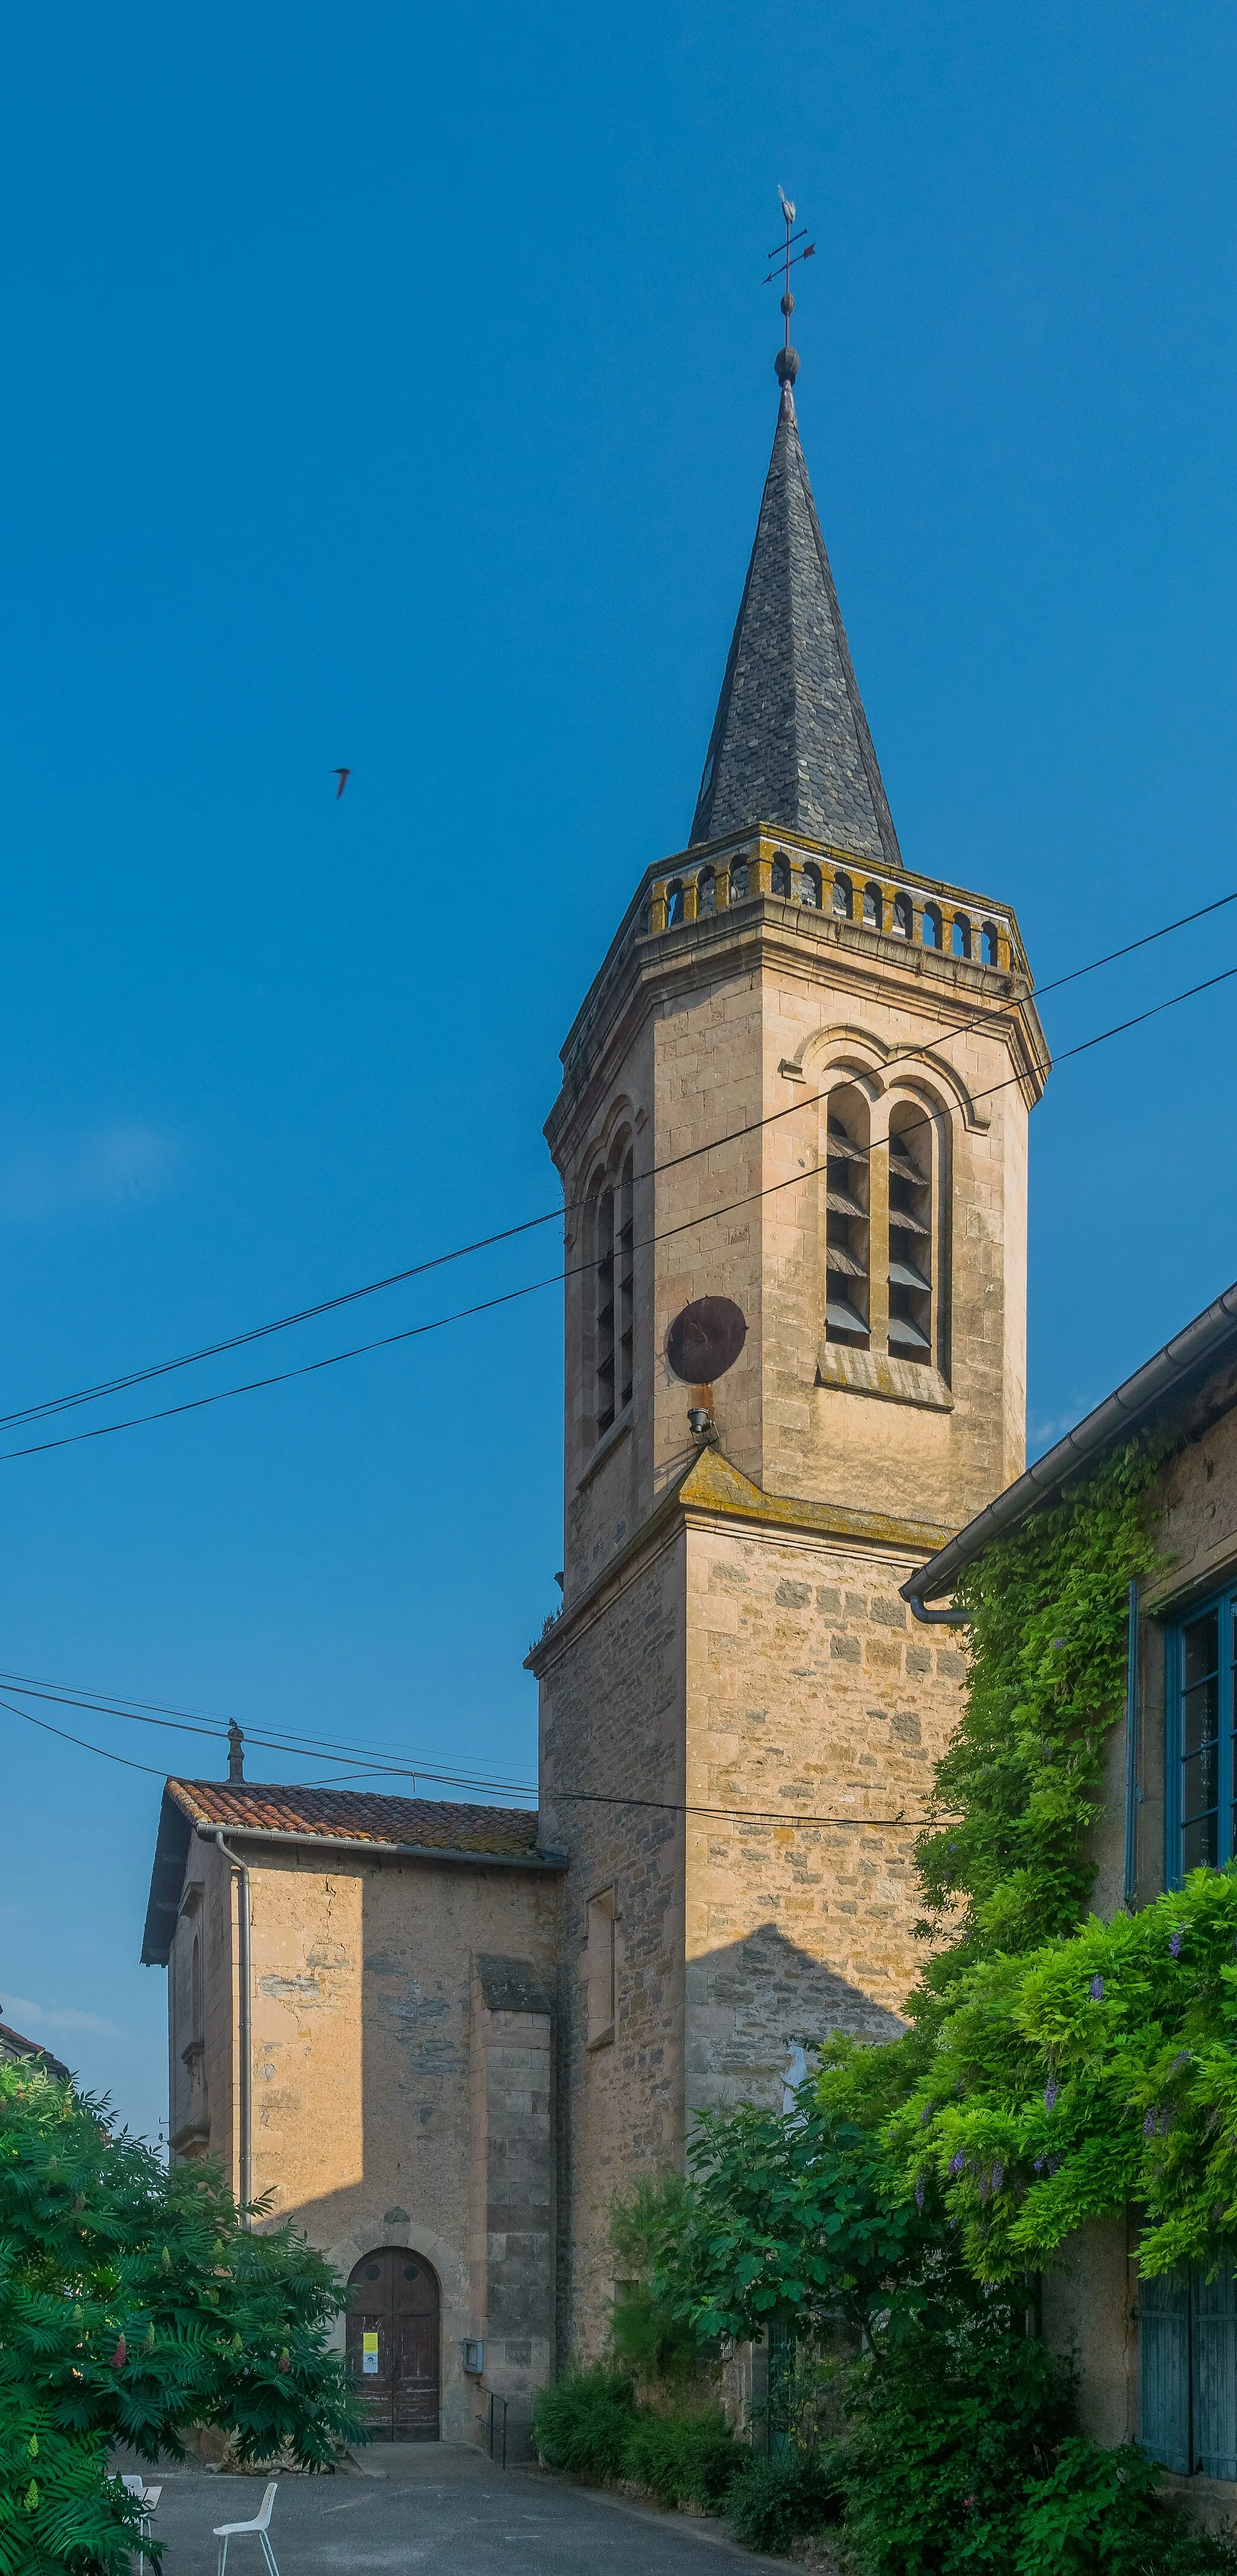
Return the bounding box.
[333,767,351,799]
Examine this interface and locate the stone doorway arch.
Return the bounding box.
[346,2246,441,2440]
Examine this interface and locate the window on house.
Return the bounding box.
[980,920,999,966]
[1167,1592,1237,1878]
[585,1890,615,2046]
[923,903,942,949]
[952,912,972,959]
[800,863,821,909]
[887,1104,935,1366]
[1140,2257,1237,2477]
[771,851,791,897]
[863,881,881,927]
[728,857,749,901]
[833,872,853,919]
[697,868,716,915]
[823,1087,870,1348]
[666,880,684,927]
[892,890,913,938]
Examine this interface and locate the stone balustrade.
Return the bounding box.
[639,832,1021,976]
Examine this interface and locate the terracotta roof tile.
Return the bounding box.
[164,1778,541,1860]
[0,2021,71,2084]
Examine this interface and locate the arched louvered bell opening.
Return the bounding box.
[887,1109,934,1363]
[824,1090,870,1348]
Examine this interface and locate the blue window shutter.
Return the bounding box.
[1139,2265,1190,2473]
[1192,2259,1237,2478]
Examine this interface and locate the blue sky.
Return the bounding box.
[1,0,1235,2140]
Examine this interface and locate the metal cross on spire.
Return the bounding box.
[763,185,814,386]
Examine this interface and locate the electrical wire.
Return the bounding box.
[2,883,1233,1440]
[0,1696,942,1830]
[0,1667,536,1790]
[2,952,1235,1464]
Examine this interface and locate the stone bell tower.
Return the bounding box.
[530,342,1048,2354]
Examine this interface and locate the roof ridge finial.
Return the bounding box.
[765,185,814,390]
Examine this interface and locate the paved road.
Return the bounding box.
[119,2441,787,2574]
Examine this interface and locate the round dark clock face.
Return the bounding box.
[665,1296,747,1385]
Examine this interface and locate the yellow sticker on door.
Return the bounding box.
[362,2333,379,2376]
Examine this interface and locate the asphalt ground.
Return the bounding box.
[111,2440,791,2574]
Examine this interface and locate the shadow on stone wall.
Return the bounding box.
[687,1919,906,2113]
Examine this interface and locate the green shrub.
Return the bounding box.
[1017,2437,1237,2574]
[611,2279,703,2387]
[837,2308,1075,2576]
[530,2368,635,2480]
[623,2405,739,2505]
[726,2453,841,2552]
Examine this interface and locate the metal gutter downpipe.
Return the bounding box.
[907,1593,971,1628]
[214,1832,252,2220]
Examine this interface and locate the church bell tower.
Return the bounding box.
[530,326,1047,2354]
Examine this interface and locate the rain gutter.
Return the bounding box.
[901,1277,1237,1618]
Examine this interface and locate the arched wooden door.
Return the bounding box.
[346,2247,440,2441]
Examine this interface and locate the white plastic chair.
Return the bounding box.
[213,2479,280,2576]
[120,2476,161,2575]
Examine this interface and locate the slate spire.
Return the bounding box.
[690,363,902,868]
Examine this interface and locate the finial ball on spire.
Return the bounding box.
[774,346,800,386]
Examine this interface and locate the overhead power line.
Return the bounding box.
[1,952,1235,1464]
[1,884,1233,1443]
[0,1692,943,1831]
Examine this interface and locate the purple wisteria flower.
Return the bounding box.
[991,2162,1004,2192]
[1044,2078,1059,2113]
[949,2152,966,2177]
[1172,2051,1189,2071]
[1033,2157,1044,2174]
[1144,2111,1157,2140]
[915,2180,925,2211]
[1169,1930,1183,1957]
[920,2104,934,2125]
[1089,1975,1105,2001]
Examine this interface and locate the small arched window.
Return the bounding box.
[771,852,792,898]
[590,1141,634,1441]
[191,1933,202,2045]
[922,903,942,950]
[696,868,716,916]
[728,857,750,903]
[952,913,972,959]
[800,863,821,909]
[665,880,684,928]
[887,1104,940,1370]
[833,872,853,920]
[980,921,999,966]
[863,882,882,929]
[823,1086,870,1350]
[892,890,913,938]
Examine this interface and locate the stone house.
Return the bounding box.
[905,1276,1237,2517]
[142,341,1047,2443]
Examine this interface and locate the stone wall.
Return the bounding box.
[684,1509,969,2115]
[538,1526,689,2359]
[174,1843,559,2444]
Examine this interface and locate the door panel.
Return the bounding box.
[346,2247,440,2442]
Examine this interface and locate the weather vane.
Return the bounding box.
[763,185,814,384]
